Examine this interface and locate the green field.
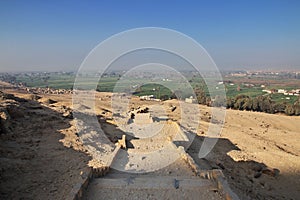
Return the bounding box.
[15,74,76,89]
[10,72,299,105]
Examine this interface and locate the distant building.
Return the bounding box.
[185,96,196,103]
[291,89,300,94]
[244,83,254,87]
[231,73,247,77]
[139,95,161,101]
[283,89,300,96]
[140,95,154,100]
[262,89,272,94]
[278,89,287,94]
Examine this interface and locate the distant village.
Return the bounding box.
[1,70,300,101]
[3,81,73,95]
[262,87,300,97]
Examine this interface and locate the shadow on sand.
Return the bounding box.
[0,91,91,200]
[99,117,299,200]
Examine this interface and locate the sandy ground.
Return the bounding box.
[0,91,91,199]
[0,82,299,199]
[165,100,300,200]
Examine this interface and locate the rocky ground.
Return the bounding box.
[0,89,91,199]
[0,81,299,200]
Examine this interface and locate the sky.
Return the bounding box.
[0,0,300,72]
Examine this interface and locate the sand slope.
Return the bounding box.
[0,83,299,199]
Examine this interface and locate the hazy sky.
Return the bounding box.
[1,0,300,72]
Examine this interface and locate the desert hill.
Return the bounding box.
[0,82,299,199]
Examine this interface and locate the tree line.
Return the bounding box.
[194,88,300,116]
[226,95,300,116]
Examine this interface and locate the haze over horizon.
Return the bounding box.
[1,0,300,72]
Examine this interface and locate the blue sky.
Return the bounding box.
[0,0,300,72]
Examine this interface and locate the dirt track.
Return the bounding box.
[0,83,299,199]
